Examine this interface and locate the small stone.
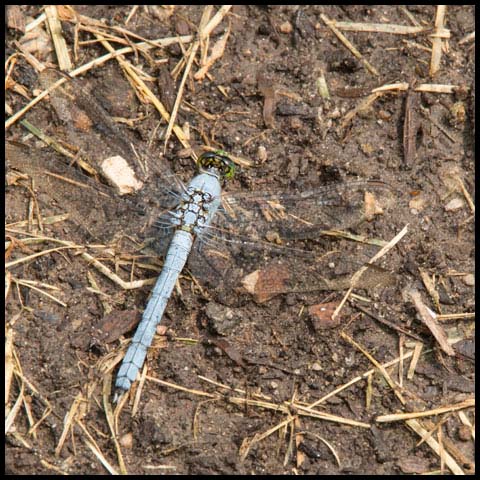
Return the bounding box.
[257,145,267,162]
[377,109,391,121]
[359,142,374,156]
[308,302,340,330]
[119,432,133,449]
[101,156,143,195]
[279,21,293,34]
[311,362,322,371]
[290,117,303,129]
[205,301,239,335]
[409,194,426,212]
[444,197,464,212]
[156,325,168,336]
[462,273,474,286]
[449,101,466,125]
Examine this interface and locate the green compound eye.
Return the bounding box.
[197,150,235,180]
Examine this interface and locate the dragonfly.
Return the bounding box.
[113,148,396,400]
[8,70,395,402]
[114,150,235,398]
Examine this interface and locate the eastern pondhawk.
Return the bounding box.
[8,70,395,401]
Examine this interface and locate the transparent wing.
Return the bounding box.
[37,69,184,188]
[186,180,396,302]
[216,179,394,241]
[14,69,187,245]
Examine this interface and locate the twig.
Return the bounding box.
[321,14,378,76]
[45,5,73,71]
[102,374,127,474]
[406,419,464,475]
[415,83,457,94]
[430,6,448,77]
[12,278,66,307]
[376,398,474,422]
[340,331,407,405]
[403,85,419,166]
[194,22,231,81]
[5,245,83,269]
[6,34,194,129]
[164,5,233,150]
[332,21,430,35]
[55,392,83,456]
[164,41,199,152]
[458,31,475,45]
[92,33,193,155]
[406,289,455,356]
[332,225,408,320]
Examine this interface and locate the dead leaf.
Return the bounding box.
[205,336,246,368]
[96,309,141,343]
[241,263,290,303]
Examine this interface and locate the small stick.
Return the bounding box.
[458,31,475,45]
[45,5,72,71]
[93,33,193,154]
[403,84,419,166]
[164,41,200,152]
[164,5,233,149]
[6,34,194,129]
[332,21,429,35]
[406,419,465,475]
[454,175,475,214]
[376,398,474,422]
[12,278,66,307]
[407,342,423,380]
[407,289,455,356]
[340,92,380,129]
[414,83,457,94]
[5,245,83,269]
[333,225,408,320]
[341,332,406,405]
[430,6,448,77]
[436,312,475,321]
[321,14,379,76]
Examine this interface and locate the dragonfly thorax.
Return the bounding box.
[171,172,222,235]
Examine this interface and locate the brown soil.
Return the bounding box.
[5,5,475,475]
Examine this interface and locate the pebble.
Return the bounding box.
[119,432,133,449]
[311,362,322,371]
[257,145,267,162]
[279,21,293,34]
[205,301,239,335]
[290,117,303,129]
[462,273,474,286]
[409,195,426,212]
[444,197,464,212]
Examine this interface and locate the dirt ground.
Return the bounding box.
[5,5,475,475]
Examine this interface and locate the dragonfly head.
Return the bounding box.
[197,150,235,181]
